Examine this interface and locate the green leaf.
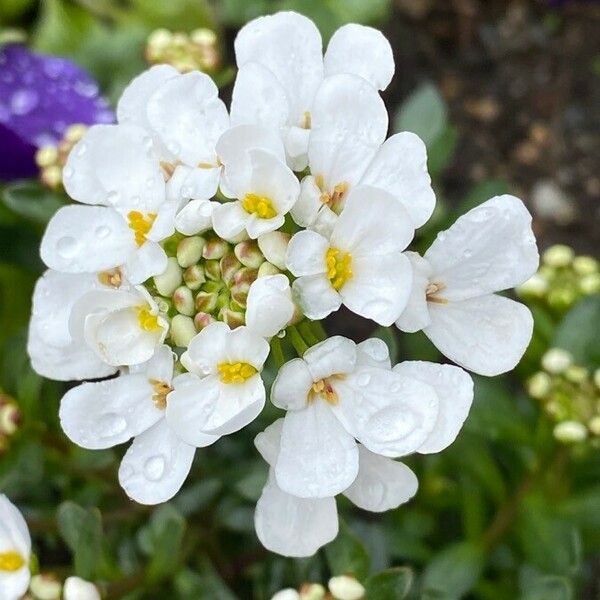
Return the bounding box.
[175,561,237,600]
[364,567,413,599]
[325,520,370,581]
[456,179,511,217]
[145,504,187,581]
[395,83,448,146]
[520,569,574,600]
[552,295,600,369]
[422,541,485,599]
[57,501,103,579]
[2,181,65,227]
[427,124,458,177]
[128,0,215,31]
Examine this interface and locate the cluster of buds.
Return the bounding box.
[272,576,365,600]
[25,574,100,600]
[152,231,286,348]
[34,125,88,190]
[0,390,21,454]
[517,244,600,313]
[145,28,220,73]
[527,348,600,444]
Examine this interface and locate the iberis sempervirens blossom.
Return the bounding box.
[28,11,539,555]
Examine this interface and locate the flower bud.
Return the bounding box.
[258,261,281,278]
[202,238,229,260]
[580,273,600,295]
[257,231,290,270]
[547,288,576,311]
[35,145,58,169]
[220,252,243,286]
[193,312,215,331]
[177,236,205,267]
[543,244,574,268]
[594,369,600,389]
[153,257,183,296]
[527,372,552,399]
[564,365,588,384]
[30,574,62,600]
[204,260,221,282]
[64,124,88,144]
[173,286,195,316]
[170,315,197,348]
[589,416,600,436]
[517,273,548,297]
[541,348,572,374]
[328,575,365,600]
[41,165,63,189]
[0,403,21,435]
[195,290,218,313]
[63,577,101,600]
[218,307,246,329]
[183,265,206,290]
[299,583,326,600]
[573,255,598,275]
[234,240,265,269]
[271,591,300,600]
[553,420,587,443]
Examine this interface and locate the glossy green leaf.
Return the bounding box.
[325,520,370,581]
[364,567,413,599]
[2,181,65,227]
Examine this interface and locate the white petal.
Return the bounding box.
[424,195,539,300]
[0,569,30,600]
[309,75,388,189]
[41,205,135,274]
[360,132,435,228]
[146,71,228,166]
[246,214,285,239]
[290,175,322,228]
[119,419,195,505]
[275,401,358,498]
[178,166,221,200]
[255,471,338,557]
[129,343,174,382]
[344,446,417,512]
[183,321,229,376]
[175,199,214,235]
[123,242,168,285]
[425,293,534,376]
[59,375,162,449]
[211,201,248,241]
[356,338,391,369]
[395,252,432,333]
[246,275,294,338]
[254,419,284,466]
[234,11,323,124]
[393,361,473,453]
[257,231,290,270]
[303,336,357,380]
[230,61,289,129]
[225,325,270,368]
[331,186,414,256]
[116,65,178,128]
[271,358,313,411]
[292,274,342,321]
[286,229,328,276]
[0,495,31,557]
[341,252,413,326]
[283,125,310,171]
[333,368,439,457]
[324,24,394,90]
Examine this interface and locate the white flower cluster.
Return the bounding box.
[28,12,539,555]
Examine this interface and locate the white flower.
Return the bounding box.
[291,74,434,235]
[269,337,439,498]
[212,125,300,240]
[245,275,295,338]
[63,577,101,600]
[231,11,394,170]
[396,195,539,376]
[166,322,269,441]
[328,576,365,600]
[286,186,414,325]
[60,345,214,505]
[0,495,31,600]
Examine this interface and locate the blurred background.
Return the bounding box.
[0,0,599,598]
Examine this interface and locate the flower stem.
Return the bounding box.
[298,320,319,346]
[270,336,285,367]
[287,325,309,357]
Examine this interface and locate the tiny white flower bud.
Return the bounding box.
[63,577,101,600]
[580,273,600,295]
[573,255,598,276]
[553,420,588,443]
[299,582,326,600]
[29,574,62,600]
[518,273,548,297]
[527,372,552,399]
[328,575,365,600]
[35,146,58,168]
[257,231,290,270]
[258,261,281,278]
[177,236,205,267]
[153,257,182,296]
[564,365,588,384]
[170,315,197,348]
[541,348,572,374]
[271,590,300,600]
[234,240,265,269]
[543,244,574,268]
[173,286,195,316]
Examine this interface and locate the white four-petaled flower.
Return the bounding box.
[0,495,31,600]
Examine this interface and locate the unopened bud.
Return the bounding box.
[64,124,88,143]
[153,257,182,296]
[541,348,572,374]
[299,583,326,600]
[580,273,600,295]
[193,312,215,331]
[230,267,258,307]
[527,372,552,399]
[170,315,197,348]
[257,231,290,270]
[173,286,195,316]
[565,365,588,384]
[183,264,206,290]
[153,296,172,315]
[271,590,300,600]
[518,273,548,297]
[234,240,265,269]
[258,261,281,278]
[588,416,600,436]
[0,403,20,435]
[543,244,574,268]
[35,146,58,168]
[553,420,587,443]
[219,307,246,329]
[204,259,221,282]
[220,252,243,286]
[30,574,62,600]
[328,575,365,600]
[594,369,600,389]
[195,291,218,313]
[573,255,598,275]
[41,165,63,189]
[63,577,101,600]
[177,236,205,267]
[202,238,229,260]
[547,288,576,310]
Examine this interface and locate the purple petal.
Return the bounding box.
[0,123,37,180]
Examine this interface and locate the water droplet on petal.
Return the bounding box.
[76,143,87,156]
[63,166,74,179]
[356,372,371,387]
[106,190,120,204]
[144,455,166,481]
[98,412,127,438]
[56,236,79,258]
[95,225,111,239]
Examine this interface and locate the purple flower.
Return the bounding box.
[0,44,114,181]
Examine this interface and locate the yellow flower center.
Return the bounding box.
[97,268,123,288]
[218,362,257,384]
[241,194,277,219]
[150,379,172,410]
[315,175,348,214]
[127,211,157,247]
[326,247,353,291]
[135,306,162,332]
[425,282,448,304]
[0,551,25,572]
[308,378,339,405]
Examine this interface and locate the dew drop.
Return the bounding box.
[356,372,371,387]
[76,143,87,156]
[63,166,74,179]
[56,236,79,258]
[106,190,120,204]
[144,455,166,481]
[98,412,127,438]
[95,225,111,239]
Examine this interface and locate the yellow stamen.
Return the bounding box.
[150,379,172,410]
[127,211,157,247]
[97,268,122,288]
[426,282,448,304]
[301,111,312,129]
[217,361,257,384]
[160,160,178,179]
[241,193,278,220]
[0,551,25,572]
[135,306,162,332]
[315,175,348,214]
[308,378,339,405]
[326,247,353,291]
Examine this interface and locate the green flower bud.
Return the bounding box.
[580,273,600,295]
[193,312,215,331]
[202,238,229,260]
[517,273,548,297]
[542,348,573,374]
[594,369,600,389]
[153,257,183,296]
[30,574,62,600]
[547,287,576,310]
[204,259,221,282]
[527,372,552,399]
[173,286,195,316]
[153,296,172,315]
[589,416,600,436]
[177,236,205,267]
[218,307,245,329]
[553,420,587,443]
[573,255,598,275]
[299,583,326,600]
[230,267,258,307]
[0,403,21,435]
[183,264,206,290]
[234,240,265,269]
[258,261,281,277]
[220,252,243,286]
[564,365,588,384]
[543,244,574,268]
[195,291,218,313]
[170,315,197,348]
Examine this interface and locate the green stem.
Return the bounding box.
[310,320,327,342]
[287,325,309,357]
[298,320,319,346]
[269,336,285,368]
